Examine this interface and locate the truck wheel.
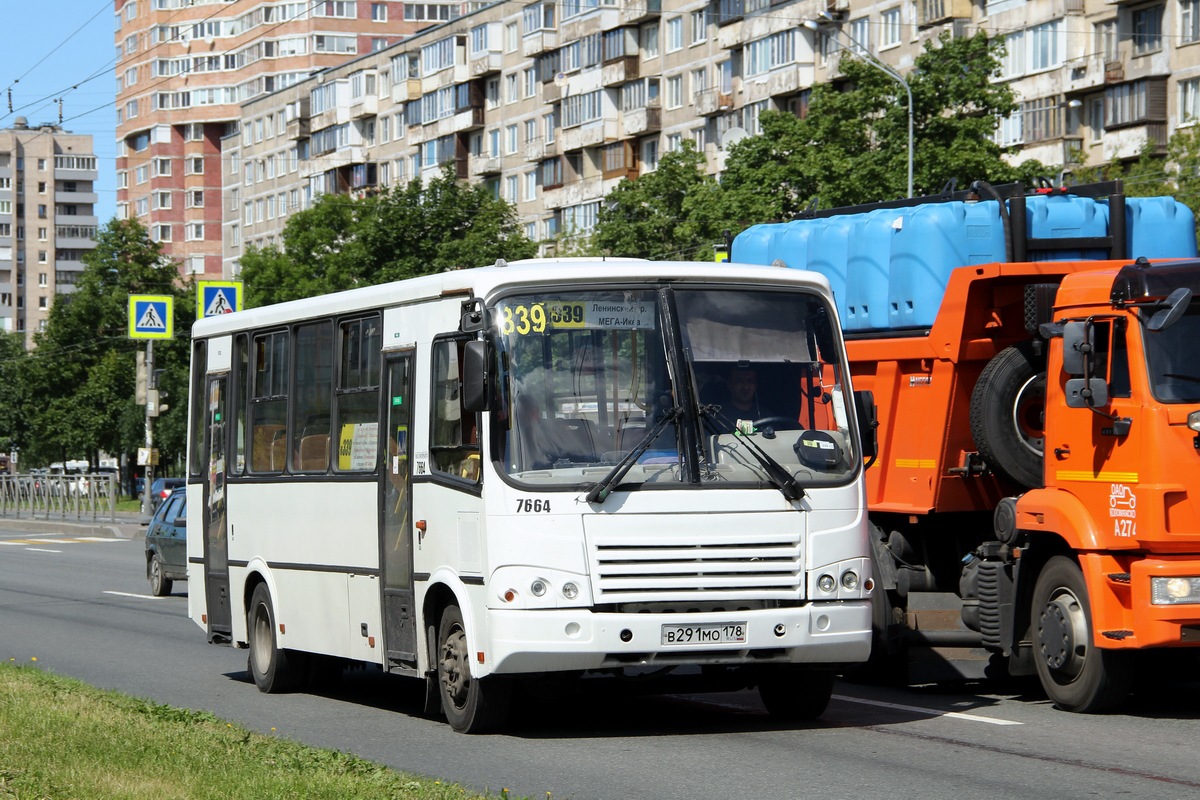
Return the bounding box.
[758,666,835,721]
[970,343,1045,489]
[437,604,511,733]
[247,583,302,693]
[1031,556,1134,712]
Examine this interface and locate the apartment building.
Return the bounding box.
[113,0,451,278]
[0,119,99,349]
[224,0,1200,274]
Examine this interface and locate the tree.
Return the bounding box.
[717,31,1052,224]
[21,218,189,471]
[241,165,537,307]
[0,331,28,459]
[589,141,732,261]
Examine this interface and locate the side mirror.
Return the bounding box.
[462,339,493,413]
[1061,321,1090,377]
[1147,287,1192,332]
[1065,377,1108,409]
[853,389,879,460]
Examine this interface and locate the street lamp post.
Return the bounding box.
[803,17,914,198]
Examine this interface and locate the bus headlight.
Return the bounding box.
[818,574,836,593]
[562,582,579,600]
[841,571,859,590]
[530,579,548,597]
[1151,576,1200,605]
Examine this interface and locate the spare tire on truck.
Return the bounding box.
[970,342,1046,489]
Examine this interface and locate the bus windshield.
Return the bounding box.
[492,285,857,490]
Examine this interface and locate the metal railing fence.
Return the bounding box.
[0,473,119,522]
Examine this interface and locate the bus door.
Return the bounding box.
[203,375,232,641]
[380,353,417,669]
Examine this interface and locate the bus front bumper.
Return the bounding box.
[482,602,872,674]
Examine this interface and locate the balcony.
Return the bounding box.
[1103,122,1167,160]
[54,191,99,205]
[622,105,661,136]
[621,0,661,23]
[744,63,814,103]
[602,56,640,87]
[421,64,470,94]
[1063,54,1105,94]
[470,51,502,76]
[392,78,422,103]
[562,8,620,40]
[523,31,558,57]
[696,89,734,116]
[286,115,311,140]
[562,119,619,151]
[525,138,547,161]
[469,154,502,176]
[428,107,485,138]
[1105,60,1124,84]
[349,94,378,119]
[917,0,971,27]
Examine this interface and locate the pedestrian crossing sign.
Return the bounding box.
[198,280,243,319]
[128,295,174,340]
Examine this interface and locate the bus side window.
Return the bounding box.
[335,314,382,472]
[249,330,289,473]
[431,337,480,482]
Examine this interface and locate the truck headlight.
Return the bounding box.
[1151,576,1200,605]
[1188,410,1200,433]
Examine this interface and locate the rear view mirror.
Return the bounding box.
[462,340,493,413]
[1065,377,1108,409]
[1147,287,1192,332]
[1061,321,1090,377]
[853,390,879,461]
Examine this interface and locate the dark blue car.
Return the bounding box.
[144,489,187,596]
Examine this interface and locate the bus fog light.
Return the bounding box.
[562,582,579,600]
[530,579,548,597]
[841,571,859,590]
[1152,577,1200,605]
[818,574,836,593]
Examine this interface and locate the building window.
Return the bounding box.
[1132,5,1163,55]
[186,223,205,241]
[1022,96,1061,142]
[1029,19,1062,71]
[666,17,683,52]
[1182,78,1200,124]
[881,8,901,48]
[372,2,387,20]
[153,224,172,242]
[524,171,537,201]
[1184,0,1200,44]
[154,158,171,176]
[1106,79,1165,127]
[691,10,707,44]
[186,256,205,275]
[1095,19,1118,62]
[642,22,659,59]
[745,30,795,76]
[849,17,870,52]
[506,124,519,154]
[666,75,683,109]
[640,138,658,172]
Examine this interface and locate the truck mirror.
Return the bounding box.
[1146,287,1192,332]
[1061,321,1091,377]
[853,390,879,461]
[462,339,493,413]
[1064,377,1108,409]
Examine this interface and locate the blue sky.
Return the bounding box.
[1,1,118,222]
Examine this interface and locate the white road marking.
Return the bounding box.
[832,694,1023,726]
[103,590,166,601]
[25,548,62,553]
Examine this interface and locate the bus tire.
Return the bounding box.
[247,583,301,693]
[1031,556,1134,713]
[148,554,173,597]
[970,343,1046,489]
[758,666,835,721]
[437,604,511,733]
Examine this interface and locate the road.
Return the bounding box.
[3,521,1200,799]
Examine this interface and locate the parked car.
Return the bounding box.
[144,489,187,597]
[148,477,185,511]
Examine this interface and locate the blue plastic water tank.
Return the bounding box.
[1023,194,1110,261]
[807,216,857,324]
[731,223,778,267]
[774,218,823,270]
[1125,197,1199,259]
[844,209,899,331]
[888,201,1007,329]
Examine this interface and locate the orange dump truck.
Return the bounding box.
[734,182,1200,711]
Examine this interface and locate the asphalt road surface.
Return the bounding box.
[4,521,1200,799]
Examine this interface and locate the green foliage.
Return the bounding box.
[240,165,537,307]
[589,141,732,261]
[6,218,191,471]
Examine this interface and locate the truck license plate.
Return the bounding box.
[661,622,747,646]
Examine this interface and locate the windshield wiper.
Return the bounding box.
[586,407,680,504]
[696,404,805,502]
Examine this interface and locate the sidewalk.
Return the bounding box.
[0,511,147,540]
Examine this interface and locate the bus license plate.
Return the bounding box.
[661,622,747,646]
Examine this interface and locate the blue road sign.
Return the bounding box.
[128,295,174,340]
[198,281,243,319]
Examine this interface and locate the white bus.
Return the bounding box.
[186,258,876,732]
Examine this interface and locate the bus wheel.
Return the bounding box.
[247,583,300,693]
[437,604,511,733]
[758,666,835,721]
[1032,557,1134,713]
[148,554,172,597]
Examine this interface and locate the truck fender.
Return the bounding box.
[1015,488,1107,551]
